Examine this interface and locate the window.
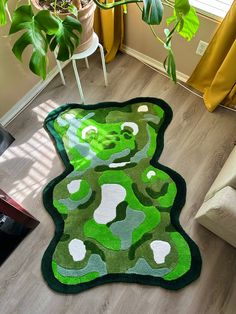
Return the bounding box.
[189,0,234,19]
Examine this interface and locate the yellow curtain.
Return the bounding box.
[94,5,124,63]
[187,1,236,112]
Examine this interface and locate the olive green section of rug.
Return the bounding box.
[42,98,201,293]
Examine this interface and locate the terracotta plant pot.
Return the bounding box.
[31,0,96,53]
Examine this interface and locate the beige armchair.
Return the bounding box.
[195,146,236,248]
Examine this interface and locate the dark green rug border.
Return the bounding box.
[41,97,202,293]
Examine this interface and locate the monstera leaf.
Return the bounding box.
[9,5,82,79]
[35,10,60,35]
[142,0,163,25]
[167,5,199,41]
[49,16,82,62]
[9,5,58,79]
[0,0,8,25]
[174,0,191,15]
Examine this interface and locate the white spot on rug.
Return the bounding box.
[121,122,139,135]
[147,170,156,179]
[109,161,130,168]
[94,184,126,224]
[81,125,98,139]
[68,239,86,262]
[138,105,148,112]
[150,240,171,264]
[67,180,82,194]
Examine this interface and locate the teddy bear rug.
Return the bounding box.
[41,97,201,293]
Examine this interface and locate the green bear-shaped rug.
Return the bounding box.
[42,97,201,293]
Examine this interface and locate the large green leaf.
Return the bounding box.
[0,0,8,25]
[10,5,82,79]
[35,10,60,35]
[174,0,190,15]
[9,6,60,36]
[9,5,81,78]
[167,7,199,41]
[142,0,163,25]
[9,6,48,79]
[9,5,34,33]
[9,5,49,79]
[49,16,82,61]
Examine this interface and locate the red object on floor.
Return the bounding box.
[0,189,39,229]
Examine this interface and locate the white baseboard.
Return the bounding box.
[0,61,69,126]
[121,45,189,83]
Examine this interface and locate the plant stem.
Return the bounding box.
[5,4,12,22]
[136,3,165,45]
[149,25,165,45]
[54,0,58,15]
[165,20,180,46]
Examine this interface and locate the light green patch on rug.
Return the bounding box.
[84,219,121,250]
[164,232,192,281]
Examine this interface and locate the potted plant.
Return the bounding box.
[31,0,96,52]
[0,0,199,82]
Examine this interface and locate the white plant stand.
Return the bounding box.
[55,32,108,103]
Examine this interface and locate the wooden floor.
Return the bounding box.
[1,53,236,314]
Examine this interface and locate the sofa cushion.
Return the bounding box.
[205,146,236,201]
[196,186,236,248]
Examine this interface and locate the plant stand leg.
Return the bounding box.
[72,59,85,104]
[85,58,89,69]
[98,43,108,87]
[54,51,66,86]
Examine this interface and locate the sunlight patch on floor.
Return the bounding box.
[0,100,62,204]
